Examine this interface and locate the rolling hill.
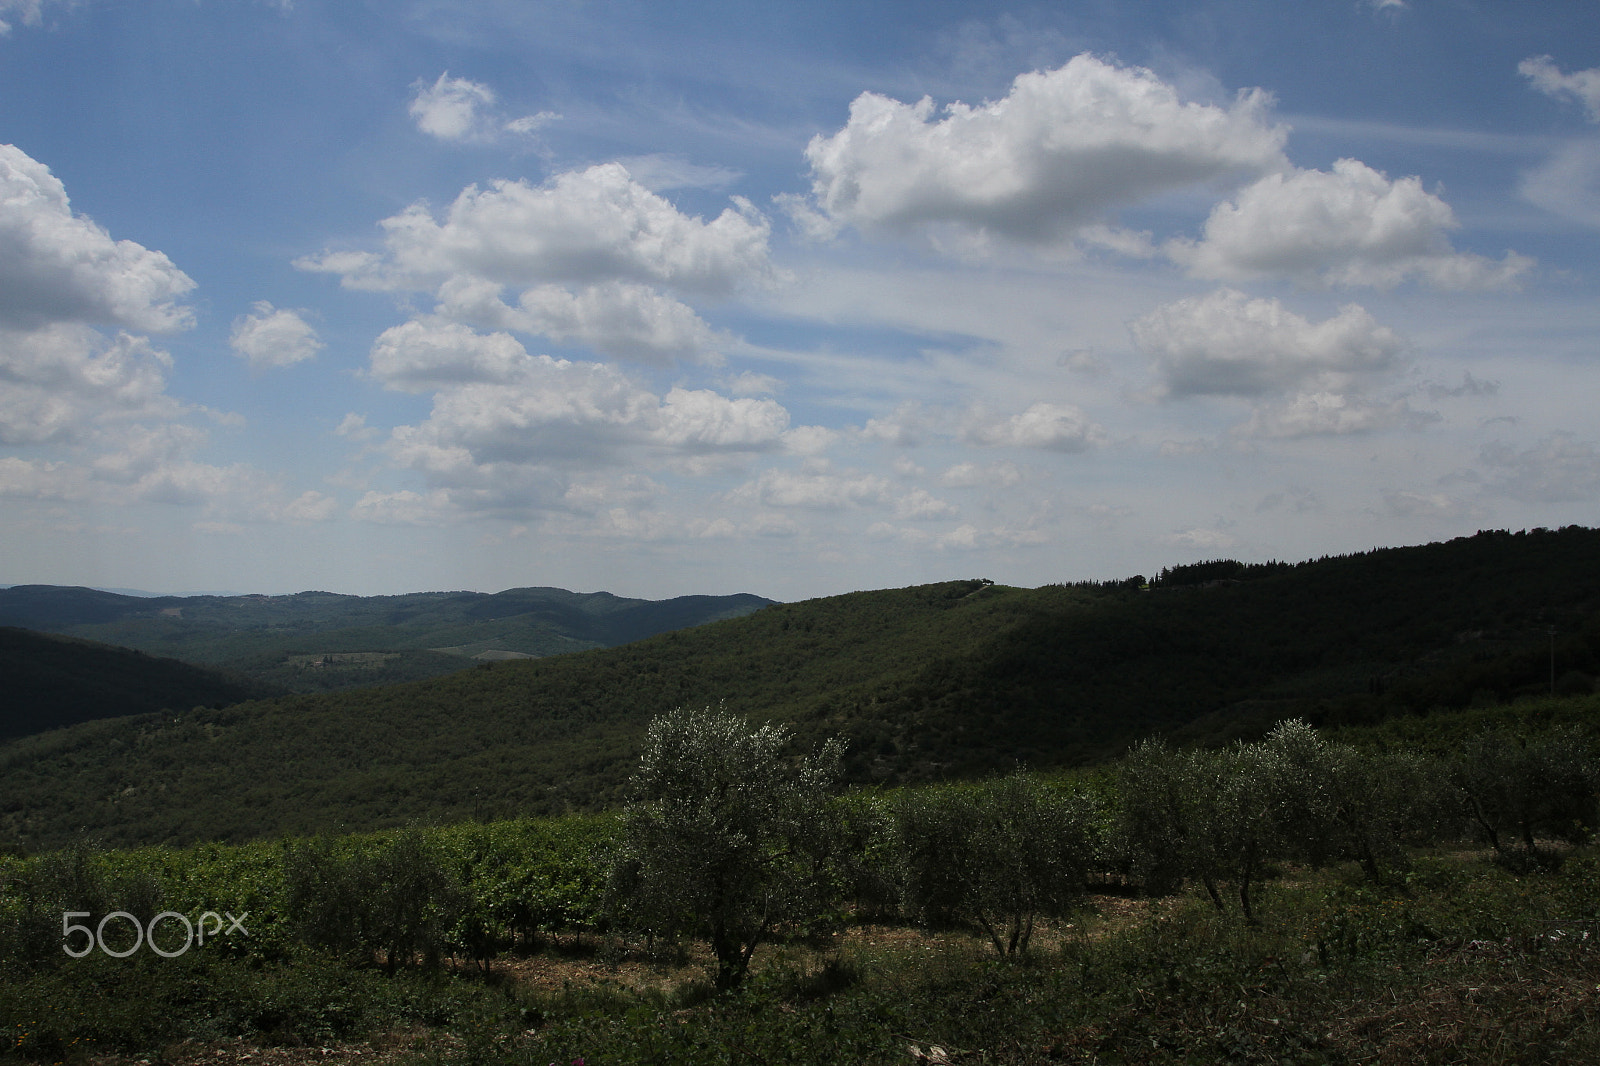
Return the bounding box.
[0,627,275,741]
[0,584,775,693]
[2,526,1597,852]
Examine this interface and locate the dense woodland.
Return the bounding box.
[2,526,1597,852]
[0,628,274,742]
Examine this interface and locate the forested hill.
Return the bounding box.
[3,526,1598,851]
[0,584,774,693]
[0,628,273,741]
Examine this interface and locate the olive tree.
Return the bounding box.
[1457,727,1599,869]
[893,772,1094,957]
[606,705,844,990]
[1259,719,1448,885]
[1117,738,1214,898]
[285,827,464,973]
[1119,737,1277,922]
[1123,723,1451,915]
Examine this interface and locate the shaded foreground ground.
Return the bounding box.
[39,850,1600,1066]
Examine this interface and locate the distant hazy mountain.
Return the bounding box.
[0,584,776,694]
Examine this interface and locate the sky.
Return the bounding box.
[1,0,1598,601]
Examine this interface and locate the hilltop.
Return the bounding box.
[1,526,1596,850]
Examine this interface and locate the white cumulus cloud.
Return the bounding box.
[389,359,659,469]
[1132,289,1430,439]
[511,282,725,364]
[1169,159,1531,289]
[0,325,181,445]
[368,318,534,392]
[229,301,322,369]
[654,387,789,451]
[364,322,801,518]
[299,163,772,297]
[801,53,1286,244]
[1132,288,1406,399]
[0,144,195,332]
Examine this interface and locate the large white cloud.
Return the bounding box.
[434,277,725,365]
[365,323,802,517]
[1131,289,1432,439]
[0,144,195,332]
[302,163,766,365]
[1131,288,1406,399]
[1169,159,1531,289]
[0,324,181,445]
[300,163,772,297]
[0,150,328,526]
[368,318,535,393]
[800,53,1285,243]
[655,387,788,451]
[390,358,660,469]
[390,372,792,470]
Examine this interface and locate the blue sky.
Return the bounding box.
[2,0,1598,600]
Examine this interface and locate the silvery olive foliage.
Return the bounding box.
[1117,737,1276,920]
[1120,720,1462,921]
[1256,719,1447,884]
[892,772,1095,957]
[606,705,845,989]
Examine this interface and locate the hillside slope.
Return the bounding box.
[2,527,1597,850]
[0,627,276,741]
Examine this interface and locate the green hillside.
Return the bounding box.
[2,526,1597,851]
[0,584,774,693]
[0,628,276,741]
